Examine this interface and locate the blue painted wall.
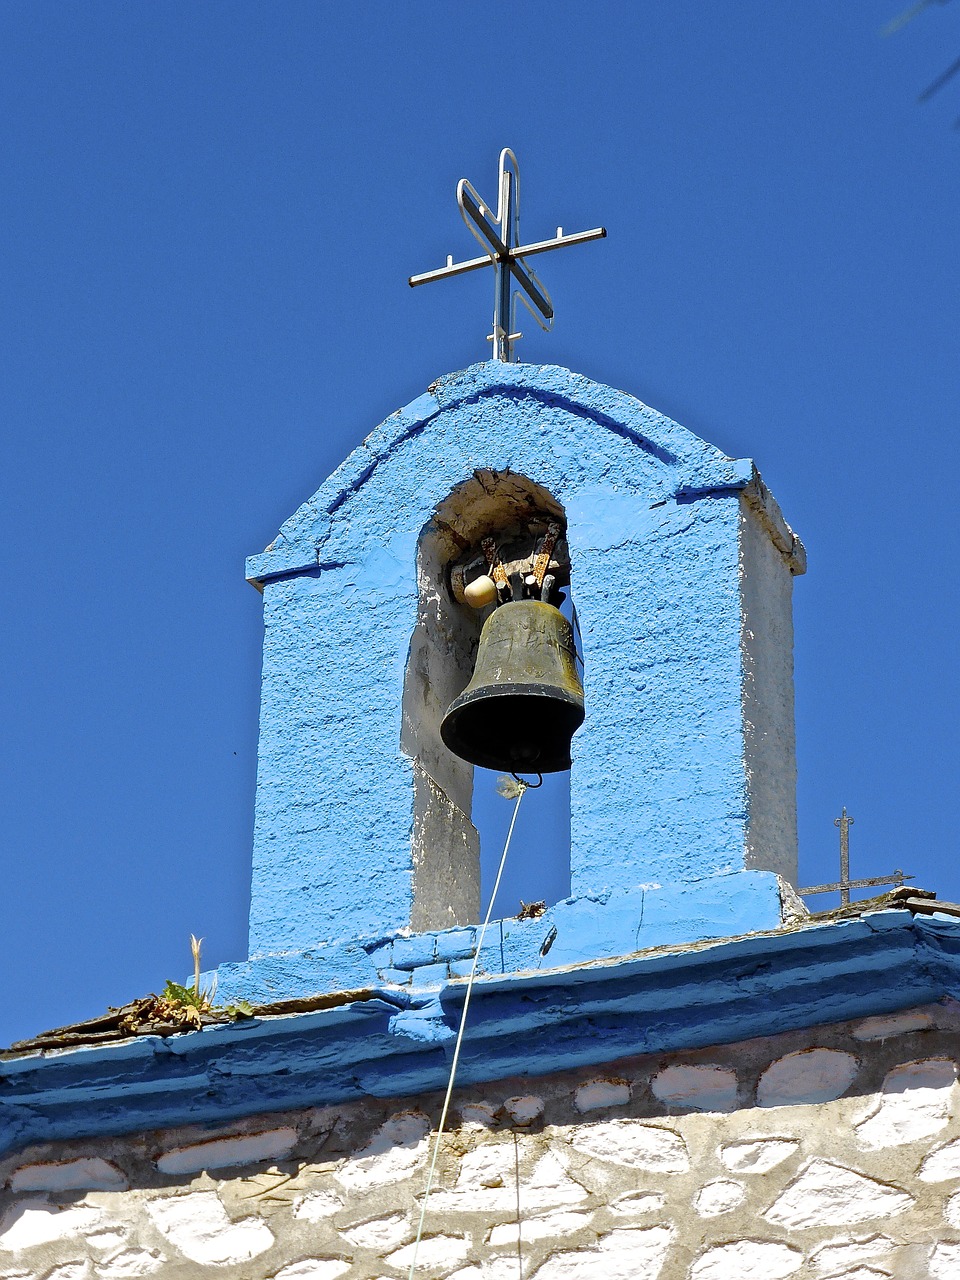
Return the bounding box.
[567,486,746,894]
[247,361,787,959]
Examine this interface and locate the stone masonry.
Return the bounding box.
[3,1002,960,1279]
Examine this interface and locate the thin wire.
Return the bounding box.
[919,51,960,101]
[407,782,528,1280]
[511,770,542,789]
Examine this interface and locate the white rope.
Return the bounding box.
[407,781,528,1279]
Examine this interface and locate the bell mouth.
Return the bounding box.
[440,684,584,774]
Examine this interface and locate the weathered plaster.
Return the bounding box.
[3,1003,959,1280]
[739,490,799,884]
[245,361,804,961]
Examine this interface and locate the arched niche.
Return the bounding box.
[402,469,567,932]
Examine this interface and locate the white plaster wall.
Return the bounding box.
[3,1002,960,1280]
[739,494,799,884]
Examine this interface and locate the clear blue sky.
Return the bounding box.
[2,2,958,1047]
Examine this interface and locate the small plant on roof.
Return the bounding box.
[159,936,252,1028]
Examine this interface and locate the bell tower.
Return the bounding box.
[243,360,804,966]
[237,149,804,979]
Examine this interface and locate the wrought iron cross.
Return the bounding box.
[835,807,854,903]
[799,807,912,905]
[409,148,606,362]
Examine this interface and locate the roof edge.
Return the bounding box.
[3,910,958,1156]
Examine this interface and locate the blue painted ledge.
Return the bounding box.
[214,870,784,1007]
[3,911,959,1156]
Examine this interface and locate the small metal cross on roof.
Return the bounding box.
[799,807,913,905]
[409,148,606,363]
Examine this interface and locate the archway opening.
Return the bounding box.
[403,469,579,930]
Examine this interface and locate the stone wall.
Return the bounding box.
[3,1001,959,1279]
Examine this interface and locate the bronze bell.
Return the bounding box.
[440,600,585,773]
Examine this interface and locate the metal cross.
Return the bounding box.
[409,148,606,363]
[835,807,854,905]
[799,807,912,905]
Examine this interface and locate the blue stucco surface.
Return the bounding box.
[4,911,959,1156]
[210,868,782,1007]
[246,361,774,963]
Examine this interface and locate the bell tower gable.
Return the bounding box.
[246,361,744,589]
[245,361,804,966]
